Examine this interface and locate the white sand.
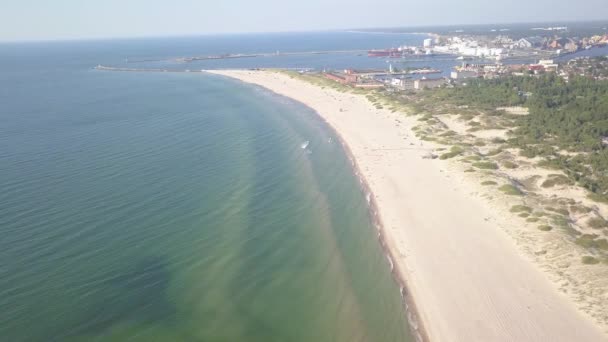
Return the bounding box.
[207,70,607,342]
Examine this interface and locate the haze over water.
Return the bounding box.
[0,33,417,341]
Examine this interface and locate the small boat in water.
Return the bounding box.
[301,141,310,149]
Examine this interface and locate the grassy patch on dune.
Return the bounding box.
[541,174,572,188]
[473,161,499,170]
[582,256,600,265]
[570,205,592,214]
[501,161,518,169]
[499,184,523,196]
[440,130,457,137]
[439,146,465,160]
[485,148,503,157]
[550,215,571,230]
[588,192,608,204]
[510,205,532,213]
[544,206,570,217]
[587,217,608,229]
[463,155,482,162]
[575,234,608,250]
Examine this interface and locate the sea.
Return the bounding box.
[3,29,608,342]
[0,32,426,341]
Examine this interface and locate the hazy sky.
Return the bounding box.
[2,0,607,41]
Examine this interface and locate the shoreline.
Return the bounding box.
[321,111,429,342]
[207,69,607,341]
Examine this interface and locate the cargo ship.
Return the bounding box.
[368,49,402,57]
[368,47,436,58]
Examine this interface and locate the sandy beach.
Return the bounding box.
[208,70,607,341]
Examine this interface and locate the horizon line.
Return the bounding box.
[1,18,607,44]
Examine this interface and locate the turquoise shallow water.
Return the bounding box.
[0,37,413,341]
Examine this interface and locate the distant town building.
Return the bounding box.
[516,37,544,49]
[324,72,358,84]
[548,38,567,50]
[391,77,415,90]
[451,70,478,80]
[414,77,445,90]
[528,64,545,73]
[423,38,433,48]
[516,38,533,49]
[564,40,579,52]
[538,59,559,71]
[325,71,384,88]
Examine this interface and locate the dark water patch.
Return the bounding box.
[58,256,176,339]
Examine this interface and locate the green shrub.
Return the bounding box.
[538,225,553,231]
[588,217,608,229]
[439,152,460,160]
[551,215,570,229]
[481,180,497,186]
[536,159,562,170]
[519,148,537,158]
[597,239,608,250]
[545,207,569,216]
[582,256,600,265]
[499,184,523,196]
[502,161,518,169]
[485,148,503,157]
[526,217,540,223]
[588,193,608,204]
[440,146,465,160]
[473,161,499,170]
[575,234,598,248]
[541,174,572,188]
[464,155,483,161]
[570,205,592,214]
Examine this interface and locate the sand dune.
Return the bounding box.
[207,70,607,342]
